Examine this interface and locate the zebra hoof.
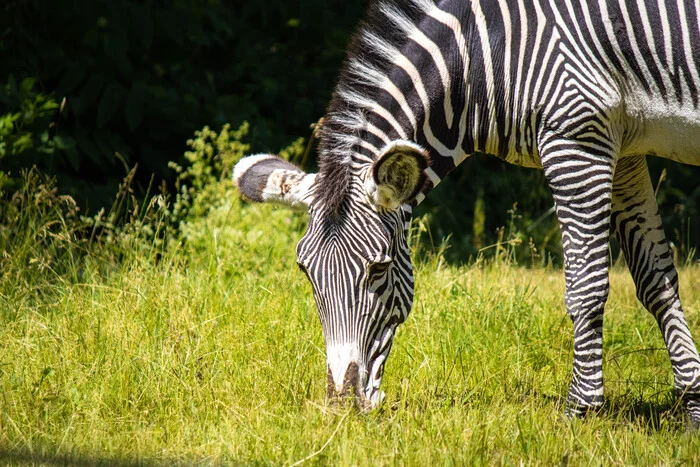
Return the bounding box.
[565,399,604,420]
[565,405,592,420]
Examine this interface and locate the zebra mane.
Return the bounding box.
[315,0,436,214]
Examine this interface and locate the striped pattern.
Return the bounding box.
[296,187,414,405]
[611,156,700,421]
[242,0,700,421]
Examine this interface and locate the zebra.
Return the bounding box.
[233,0,700,423]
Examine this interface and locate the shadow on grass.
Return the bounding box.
[510,385,687,432]
[0,449,209,467]
[611,398,684,430]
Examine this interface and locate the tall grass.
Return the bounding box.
[2,128,700,464]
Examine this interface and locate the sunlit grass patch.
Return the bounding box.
[2,226,700,464]
[2,129,700,464]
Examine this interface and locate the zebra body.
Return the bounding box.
[234,0,700,422]
[334,0,700,178]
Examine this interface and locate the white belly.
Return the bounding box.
[623,92,700,165]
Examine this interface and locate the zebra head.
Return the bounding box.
[234,140,429,408]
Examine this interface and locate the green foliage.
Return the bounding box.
[0,76,58,158]
[172,125,310,259]
[278,136,308,165]
[0,121,306,302]
[0,76,63,190]
[168,122,250,225]
[2,0,699,260]
[1,0,365,207]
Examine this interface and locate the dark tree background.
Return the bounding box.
[1,0,699,263]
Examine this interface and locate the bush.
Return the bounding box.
[0,121,309,308]
[0,0,365,208]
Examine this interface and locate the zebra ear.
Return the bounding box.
[233,154,316,208]
[369,140,429,209]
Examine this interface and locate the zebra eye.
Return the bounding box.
[368,260,391,277]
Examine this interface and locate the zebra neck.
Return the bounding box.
[347,1,504,195]
[316,0,518,208]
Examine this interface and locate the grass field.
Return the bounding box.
[2,185,700,466]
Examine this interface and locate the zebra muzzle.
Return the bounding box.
[326,362,372,410]
[327,361,359,398]
[326,361,386,410]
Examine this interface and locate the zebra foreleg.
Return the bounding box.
[612,156,700,427]
[541,142,615,418]
[560,244,610,418]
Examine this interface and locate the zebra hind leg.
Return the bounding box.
[612,156,700,428]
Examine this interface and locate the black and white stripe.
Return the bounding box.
[235,0,700,421]
[296,191,414,405]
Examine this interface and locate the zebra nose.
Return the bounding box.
[327,362,363,404]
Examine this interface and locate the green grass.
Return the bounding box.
[2,196,700,465]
